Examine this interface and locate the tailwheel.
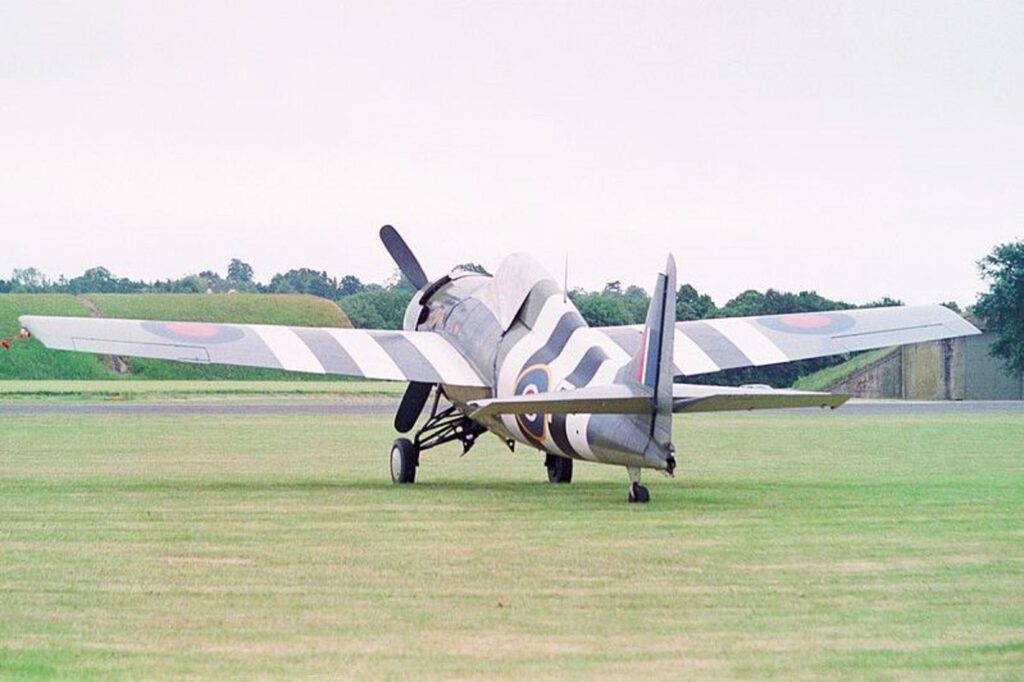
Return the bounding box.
[545,454,573,484]
[626,467,649,503]
[390,438,418,484]
[627,482,650,504]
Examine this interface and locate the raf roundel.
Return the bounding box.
[514,364,550,444]
[142,321,246,345]
[757,312,856,336]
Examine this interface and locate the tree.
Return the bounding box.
[718,289,765,317]
[11,267,50,292]
[602,280,623,296]
[267,268,338,298]
[622,285,650,324]
[339,286,412,329]
[676,284,716,321]
[338,275,365,297]
[64,266,143,294]
[974,240,1024,376]
[170,275,207,293]
[227,258,254,283]
[568,290,635,326]
[862,296,903,309]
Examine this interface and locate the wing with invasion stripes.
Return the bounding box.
[18,316,487,387]
[598,305,980,377]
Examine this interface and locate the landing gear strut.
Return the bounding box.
[626,466,650,503]
[545,453,573,483]
[389,389,486,484]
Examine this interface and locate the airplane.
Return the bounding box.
[14,226,981,503]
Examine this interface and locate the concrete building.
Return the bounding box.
[828,332,1023,400]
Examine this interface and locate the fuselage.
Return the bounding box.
[405,254,673,471]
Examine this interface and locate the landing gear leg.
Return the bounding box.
[389,388,486,485]
[545,453,573,484]
[626,466,650,504]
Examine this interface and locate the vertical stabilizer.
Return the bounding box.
[630,255,676,449]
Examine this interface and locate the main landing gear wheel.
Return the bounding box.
[390,438,418,484]
[627,482,650,504]
[545,454,573,484]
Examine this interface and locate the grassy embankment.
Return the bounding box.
[0,293,351,381]
[0,409,1021,678]
[793,347,898,392]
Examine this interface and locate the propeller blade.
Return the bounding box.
[395,381,433,433]
[380,225,429,290]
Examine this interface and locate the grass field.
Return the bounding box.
[1,408,1022,679]
[0,293,350,381]
[0,380,403,401]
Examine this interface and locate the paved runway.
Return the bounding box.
[1,400,1022,416]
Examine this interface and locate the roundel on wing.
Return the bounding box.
[514,364,550,444]
[757,312,856,336]
[142,321,246,344]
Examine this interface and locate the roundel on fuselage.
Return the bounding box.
[514,364,549,444]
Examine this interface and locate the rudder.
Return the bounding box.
[628,255,676,450]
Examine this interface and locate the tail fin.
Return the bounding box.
[628,255,676,448]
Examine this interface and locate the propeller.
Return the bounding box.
[394,381,433,433]
[379,225,433,433]
[380,224,429,290]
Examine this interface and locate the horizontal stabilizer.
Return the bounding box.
[468,384,653,418]
[672,383,848,413]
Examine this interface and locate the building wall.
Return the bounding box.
[901,338,966,400]
[964,333,1024,400]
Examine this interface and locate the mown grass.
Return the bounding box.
[0,379,404,401]
[0,409,1021,679]
[793,347,898,391]
[0,293,351,381]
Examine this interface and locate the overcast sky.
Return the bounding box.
[1,1,1021,306]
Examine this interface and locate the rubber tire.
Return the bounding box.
[545,454,573,484]
[627,482,650,504]
[390,438,418,484]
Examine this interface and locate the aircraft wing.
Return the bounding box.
[18,315,487,387]
[598,304,980,377]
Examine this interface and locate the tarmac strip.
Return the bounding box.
[0,400,1021,416]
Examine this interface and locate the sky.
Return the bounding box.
[1,0,1021,307]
